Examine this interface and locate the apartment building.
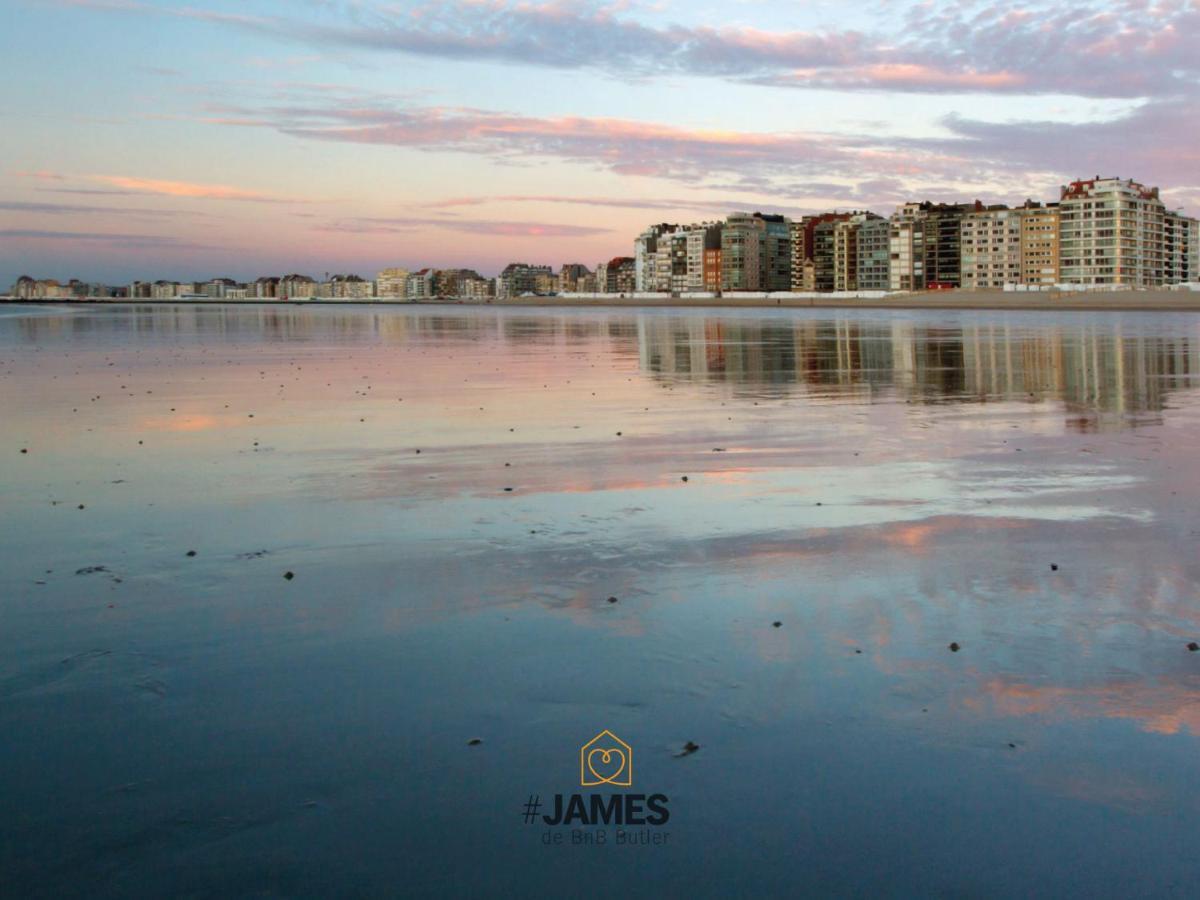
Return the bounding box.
[634,224,678,291]
[1021,204,1060,286]
[1059,177,1165,286]
[888,204,927,291]
[375,268,410,298]
[831,213,882,291]
[279,274,316,299]
[856,218,891,291]
[721,213,765,291]
[1164,210,1199,284]
[961,207,1023,289]
[791,212,850,291]
[758,213,792,291]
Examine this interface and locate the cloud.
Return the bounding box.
[317,216,613,238]
[0,229,214,249]
[204,96,963,192]
[900,96,1200,205]
[12,170,67,181]
[87,175,294,203]
[55,0,1200,99]
[422,194,770,215]
[0,200,193,217]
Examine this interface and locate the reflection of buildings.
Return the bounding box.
[21,303,1198,423]
[636,314,1200,419]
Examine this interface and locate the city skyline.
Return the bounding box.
[3,1,1199,287]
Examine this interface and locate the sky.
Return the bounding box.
[1,0,1198,285]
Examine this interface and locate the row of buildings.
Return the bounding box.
[634,177,1199,293]
[7,262,638,301]
[8,177,1196,300]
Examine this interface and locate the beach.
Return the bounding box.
[4,302,1200,896]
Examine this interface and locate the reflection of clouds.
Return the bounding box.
[139,413,230,433]
[1027,763,1170,815]
[972,677,1200,738]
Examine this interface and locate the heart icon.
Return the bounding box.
[586,747,627,784]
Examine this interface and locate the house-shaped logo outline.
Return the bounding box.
[580,729,632,787]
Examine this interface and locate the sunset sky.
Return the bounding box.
[2,0,1198,285]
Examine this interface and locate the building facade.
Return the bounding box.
[856,218,891,291]
[1059,177,1165,286]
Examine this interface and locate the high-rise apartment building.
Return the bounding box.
[961,207,1023,289]
[856,218,891,291]
[375,268,410,298]
[721,213,765,291]
[831,213,882,291]
[1059,177,1165,286]
[791,213,850,291]
[888,204,927,291]
[634,224,678,291]
[1164,210,1199,285]
[757,213,792,291]
[1020,204,1060,286]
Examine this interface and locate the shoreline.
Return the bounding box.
[5,289,1200,312]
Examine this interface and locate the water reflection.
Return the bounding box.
[11,304,1200,422]
[5,302,1200,896]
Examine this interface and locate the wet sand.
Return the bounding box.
[4,303,1200,896]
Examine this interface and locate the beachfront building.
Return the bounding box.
[253,277,279,299]
[791,212,851,291]
[433,269,488,297]
[889,204,927,291]
[460,275,494,299]
[856,218,891,291]
[703,245,722,292]
[832,213,882,291]
[1164,210,1199,285]
[758,213,792,291]
[557,264,593,293]
[813,220,837,292]
[375,268,410,298]
[961,207,1023,290]
[327,275,373,299]
[200,278,240,298]
[12,276,72,299]
[406,269,435,299]
[664,231,687,293]
[279,274,316,299]
[1059,177,1165,286]
[686,224,723,292]
[600,257,636,293]
[497,263,553,297]
[1021,204,1060,287]
[634,224,678,291]
[721,213,765,291]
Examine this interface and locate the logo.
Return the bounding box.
[580,730,632,787]
[522,730,671,846]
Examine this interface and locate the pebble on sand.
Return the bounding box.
[772,621,781,628]
[186,550,197,557]
[283,571,295,580]
[1051,563,1059,571]
[1188,642,1199,652]
[20,448,27,454]
[676,741,700,757]
[948,642,961,652]
[681,476,688,482]
[467,738,483,746]
[607,596,618,604]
